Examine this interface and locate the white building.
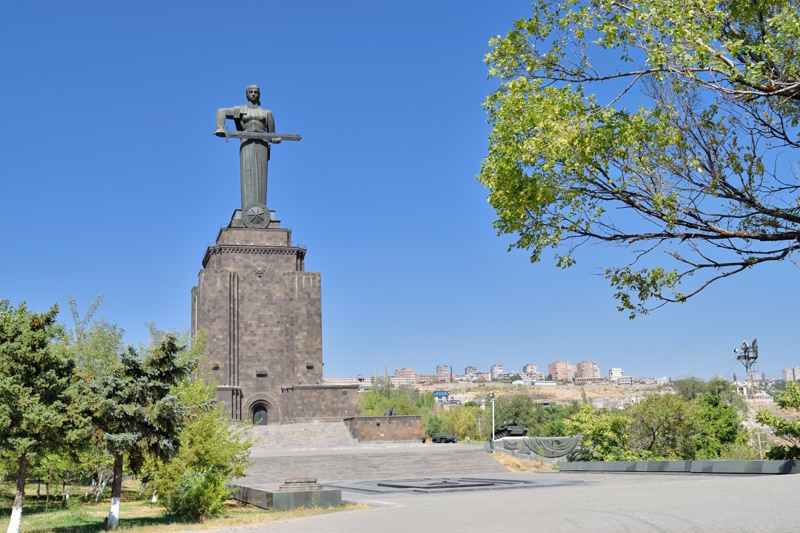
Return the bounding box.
[608,368,625,380]
[490,364,504,379]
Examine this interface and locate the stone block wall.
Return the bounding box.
[343,416,426,443]
[192,213,338,423]
[279,385,359,422]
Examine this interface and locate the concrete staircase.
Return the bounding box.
[241,445,509,484]
[244,420,355,448]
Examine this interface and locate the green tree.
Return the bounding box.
[357,385,422,416]
[425,413,446,437]
[0,301,79,533]
[565,404,635,461]
[757,382,800,459]
[494,394,536,429]
[691,393,746,459]
[566,391,748,460]
[627,394,694,459]
[672,377,708,401]
[63,302,124,504]
[152,366,251,519]
[672,376,745,411]
[84,336,194,528]
[480,0,800,317]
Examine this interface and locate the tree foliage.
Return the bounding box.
[566,404,636,460]
[692,393,747,459]
[0,300,81,533]
[493,395,581,437]
[358,384,433,416]
[757,381,800,458]
[83,336,195,527]
[151,357,252,520]
[567,391,748,460]
[672,376,745,410]
[627,393,694,459]
[421,394,580,441]
[480,0,800,316]
[0,301,79,460]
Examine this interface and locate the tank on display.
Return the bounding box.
[493,420,528,438]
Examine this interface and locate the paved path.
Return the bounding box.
[197,471,800,532]
[200,437,800,532]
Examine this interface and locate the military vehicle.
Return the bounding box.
[431,432,457,443]
[493,420,528,438]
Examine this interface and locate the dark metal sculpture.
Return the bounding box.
[214,85,301,227]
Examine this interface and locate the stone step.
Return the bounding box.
[242,446,509,484]
[243,420,355,448]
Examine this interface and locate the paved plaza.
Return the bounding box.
[194,442,799,532]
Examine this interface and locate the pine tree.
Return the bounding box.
[84,336,194,528]
[0,300,78,533]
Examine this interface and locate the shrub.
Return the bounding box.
[167,469,228,519]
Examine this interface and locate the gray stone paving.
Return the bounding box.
[199,471,800,532]
[202,435,800,532]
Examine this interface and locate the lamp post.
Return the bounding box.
[488,393,495,454]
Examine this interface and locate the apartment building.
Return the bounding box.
[576,361,601,378]
[393,367,416,385]
[548,361,577,381]
[436,364,451,382]
[782,367,800,382]
[490,364,504,379]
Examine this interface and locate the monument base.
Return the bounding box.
[230,481,342,510]
[192,210,358,424]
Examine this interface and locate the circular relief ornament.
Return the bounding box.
[243,202,269,229]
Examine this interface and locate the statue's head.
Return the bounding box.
[246,85,261,106]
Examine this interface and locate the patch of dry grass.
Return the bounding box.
[0,479,367,532]
[118,502,372,533]
[489,452,558,472]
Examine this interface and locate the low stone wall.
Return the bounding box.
[279,384,359,422]
[343,415,425,443]
[561,460,799,475]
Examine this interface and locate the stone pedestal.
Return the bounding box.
[230,480,342,510]
[192,210,357,423]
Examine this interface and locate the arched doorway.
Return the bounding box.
[253,404,268,425]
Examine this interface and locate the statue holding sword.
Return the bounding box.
[215,85,301,227]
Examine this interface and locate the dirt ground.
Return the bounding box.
[418,381,664,408]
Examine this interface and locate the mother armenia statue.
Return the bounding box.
[214,85,301,225]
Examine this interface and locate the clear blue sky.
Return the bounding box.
[1,1,797,380]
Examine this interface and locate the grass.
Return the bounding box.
[0,480,366,532]
[490,452,558,472]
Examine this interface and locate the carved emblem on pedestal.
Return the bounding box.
[243,202,269,228]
